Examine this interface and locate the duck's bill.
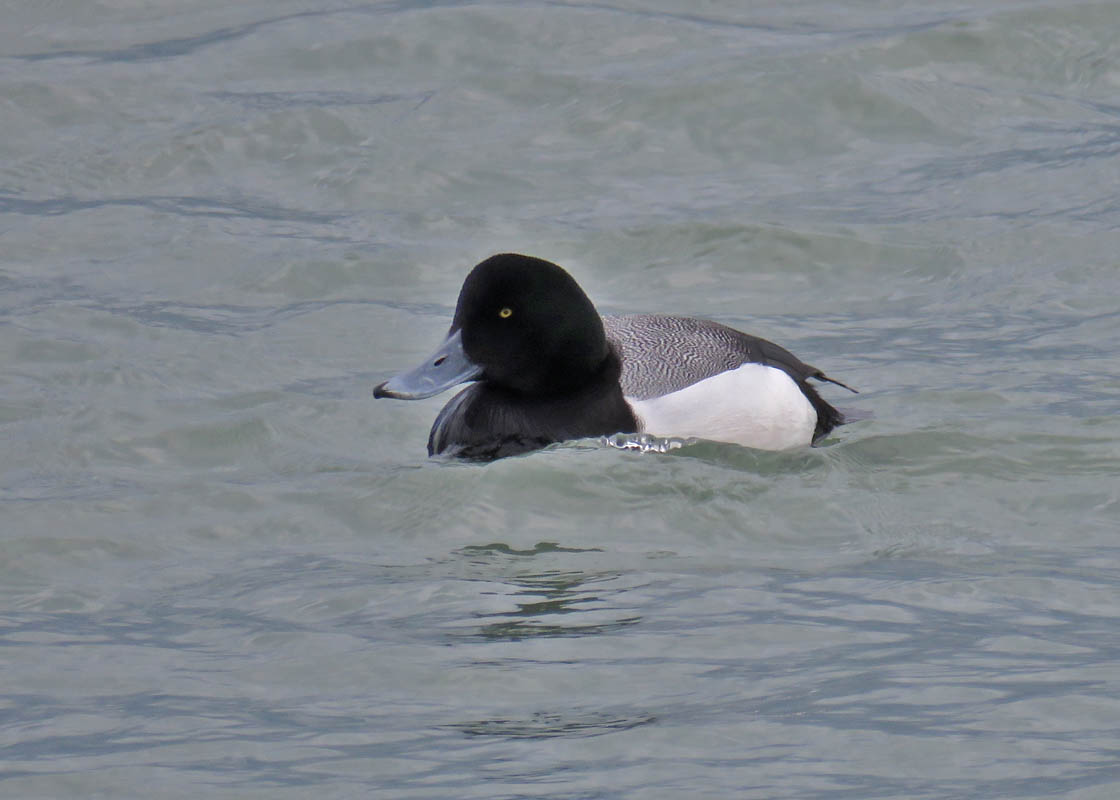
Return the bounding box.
[373,329,482,400]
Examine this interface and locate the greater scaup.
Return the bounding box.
[374,253,855,459]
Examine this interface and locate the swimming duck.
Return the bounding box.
[374,253,854,459]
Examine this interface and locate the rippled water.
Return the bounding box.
[4,1,1120,797]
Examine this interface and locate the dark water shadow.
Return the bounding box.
[446,708,656,739]
[0,193,344,222]
[11,1,475,64]
[209,89,434,112]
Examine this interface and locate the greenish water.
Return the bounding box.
[3,1,1120,797]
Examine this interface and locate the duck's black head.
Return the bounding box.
[374,253,634,458]
[374,254,613,401]
[452,253,610,396]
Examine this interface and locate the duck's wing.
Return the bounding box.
[602,314,852,400]
[602,314,853,441]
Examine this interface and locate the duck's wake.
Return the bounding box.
[601,432,694,454]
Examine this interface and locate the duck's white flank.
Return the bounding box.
[625,363,818,451]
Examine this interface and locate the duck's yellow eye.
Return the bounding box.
[498,307,513,319]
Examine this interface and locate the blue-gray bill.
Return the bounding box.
[373,329,482,400]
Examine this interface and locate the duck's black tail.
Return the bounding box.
[802,381,847,443]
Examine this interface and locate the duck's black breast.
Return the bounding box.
[427,353,638,460]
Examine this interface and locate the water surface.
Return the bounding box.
[3,1,1120,797]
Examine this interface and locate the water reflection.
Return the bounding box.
[454,544,643,641]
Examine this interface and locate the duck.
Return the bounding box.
[373,253,855,460]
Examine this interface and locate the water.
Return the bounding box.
[3,1,1120,797]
